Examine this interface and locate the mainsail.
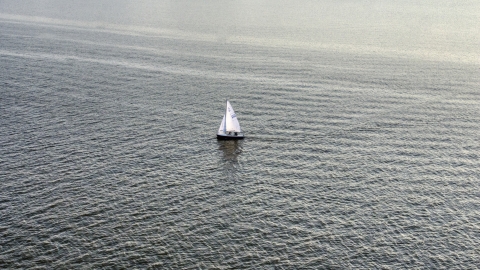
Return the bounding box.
[225,100,242,132]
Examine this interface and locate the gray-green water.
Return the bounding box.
[1,1,479,268]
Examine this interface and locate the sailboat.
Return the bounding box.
[217,100,244,140]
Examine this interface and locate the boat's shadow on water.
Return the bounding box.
[217,139,243,164]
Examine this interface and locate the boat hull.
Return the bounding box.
[217,134,244,140]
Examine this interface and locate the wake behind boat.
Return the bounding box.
[217,100,244,140]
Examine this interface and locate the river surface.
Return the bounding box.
[1,1,479,268]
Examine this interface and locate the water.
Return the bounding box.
[1,1,479,268]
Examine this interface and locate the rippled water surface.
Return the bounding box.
[1,1,480,268]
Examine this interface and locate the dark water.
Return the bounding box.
[1,1,480,268]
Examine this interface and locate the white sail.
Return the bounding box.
[218,115,226,134]
[225,100,242,132]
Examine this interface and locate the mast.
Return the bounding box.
[223,99,227,134]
